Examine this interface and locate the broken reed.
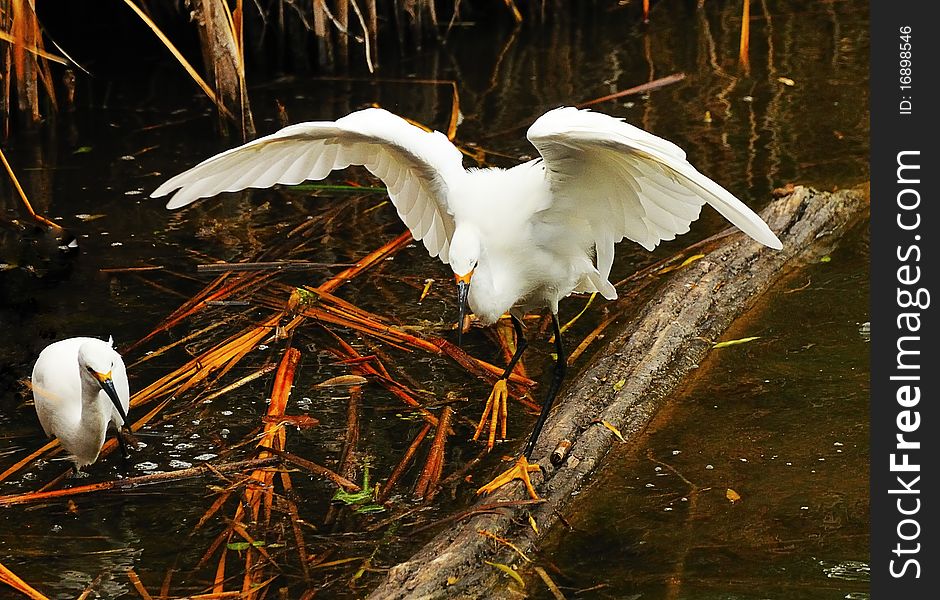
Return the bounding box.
[2,1,746,133]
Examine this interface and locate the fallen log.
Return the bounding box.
[367,184,870,599]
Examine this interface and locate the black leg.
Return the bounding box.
[500,315,528,379]
[523,313,566,458]
[117,428,131,460]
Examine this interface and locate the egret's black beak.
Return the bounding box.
[96,372,129,428]
[455,272,472,347]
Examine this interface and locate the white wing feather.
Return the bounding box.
[151,108,465,263]
[527,107,782,280]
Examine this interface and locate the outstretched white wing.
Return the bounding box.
[151,108,465,263]
[527,107,782,281]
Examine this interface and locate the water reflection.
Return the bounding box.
[531,231,869,598]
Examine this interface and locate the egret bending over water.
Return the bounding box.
[32,337,131,470]
[152,107,781,498]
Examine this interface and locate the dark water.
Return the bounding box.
[1,1,868,598]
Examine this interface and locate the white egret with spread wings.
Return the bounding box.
[152,106,781,498]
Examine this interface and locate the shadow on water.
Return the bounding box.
[1,1,867,598]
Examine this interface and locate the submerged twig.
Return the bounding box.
[377,422,432,503]
[576,73,687,108]
[0,457,280,507]
[127,568,155,600]
[261,447,361,493]
[325,384,362,526]
[197,260,355,273]
[0,147,65,236]
[413,407,453,500]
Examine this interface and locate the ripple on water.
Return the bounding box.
[820,559,870,582]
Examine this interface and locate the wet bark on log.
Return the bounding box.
[367,184,870,599]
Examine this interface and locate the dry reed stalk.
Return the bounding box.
[98,265,166,273]
[0,559,48,600]
[312,0,334,69]
[0,31,66,65]
[339,386,361,477]
[533,566,567,600]
[413,406,452,500]
[0,457,280,507]
[195,488,238,533]
[127,320,229,369]
[160,566,175,599]
[129,273,198,301]
[132,311,283,405]
[196,525,236,574]
[121,0,233,119]
[0,147,65,235]
[0,438,59,484]
[218,345,299,599]
[273,283,538,390]
[211,556,227,596]
[434,446,488,492]
[377,422,432,502]
[323,329,439,426]
[293,289,539,389]
[248,347,300,512]
[565,308,626,365]
[404,498,543,537]
[363,340,428,395]
[127,568,155,600]
[75,572,106,600]
[229,520,276,564]
[204,325,275,389]
[324,383,362,526]
[739,0,751,69]
[10,0,38,121]
[197,260,355,273]
[318,230,413,293]
[1,44,9,136]
[279,469,311,580]
[126,271,274,353]
[0,4,61,127]
[264,448,361,492]
[503,0,523,23]
[432,337,537,391]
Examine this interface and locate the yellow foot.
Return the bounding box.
[476,456,542,500]
[472,379,509,451]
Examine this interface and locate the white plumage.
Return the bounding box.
[31,337,131,469]
[152,106,781,325]
[152,106,782,478]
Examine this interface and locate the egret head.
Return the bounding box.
[448,227,481,347]
[77,341,129,426]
